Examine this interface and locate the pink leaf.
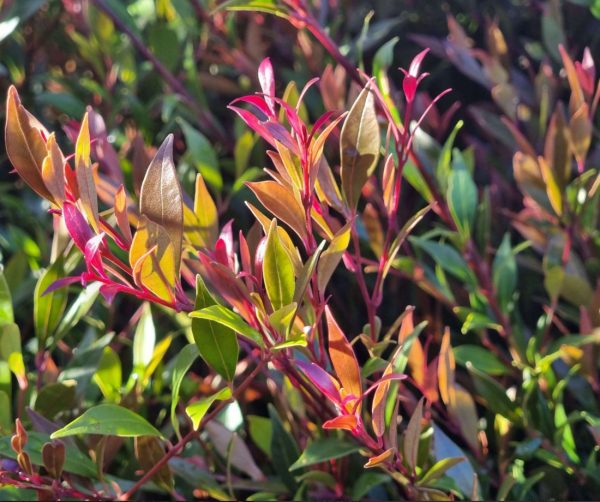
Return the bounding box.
[62,201,94,252]
[258,58,276,115]
[296,360,341,403]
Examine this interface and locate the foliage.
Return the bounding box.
[1,0,600,500]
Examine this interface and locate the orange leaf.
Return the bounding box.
[371,362,393,437]
[364,448,395,468]
[114,185,132,243]
[544,104,571,190]
[246,180,307,242]
[326,307,362,406]
[323,415,358,431]
[399,309,427,393]
[558,45,585,113]
[5,86,53,202]
[437,328,455,406]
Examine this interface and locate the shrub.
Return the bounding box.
[1,1,600,500]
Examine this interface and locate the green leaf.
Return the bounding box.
[190,305,263,346]
[492,233,517,312]
[436,121,464,192]
[186,387,232,430]
[404,398,424,471]
[269,404,300,491]
[179,119,222,192]
[447,149,477,238]
[340,84,381,210]
[289,438,361,471]
[93,347,122,402]
[454,345,507,376]
[417,457,466,486]
[132,303,155,379]
[53,281,101,343]
[466,363,517,419]
[34,257,68,348]
[248,415,273,458]
[171,344,198,438]
[216,0,291,18]
[352,472,391,499]
[410,237,474,284]
[34,381,77,419]
[51,404,163,439]
[264,220,295,310]
[192,276,238,381]
[0,323,24,382]
[0,269,13,326]
[0,390,10,433]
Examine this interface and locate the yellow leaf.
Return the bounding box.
[317,223,351,294]
[437,328,455,406]
[75,113,100,231]
[114,185,132,243]
[371,362,393,437]
[41,134,66,206]
[364,448,395,468]
[130,216,176,303]
[569,103,592,168]
[193,174,218,248]
[538,156,563,216]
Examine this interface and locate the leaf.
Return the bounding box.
[317,223,351,294]
[248,415,272,458]
[404,397,425,471]
[432,424,479,498]
[447,149,477,237]
[139,134,184,274]
[54,281,101,343]
[114,185,132,243]
[51,404,163,439]
[466,362,516,419]
[340,84,380,210]
[192,275,239,381]
[538,156,563,216]
[326,307,362,403]
[417,457,465,486]
[0,270,13,326]
[492,233,517,312]
[569,103,592,169]
[170,344,198,438]
[246,181,307,242]
[371,362,393,437]
[190,305,263,346]
[132,303,155,378]
[205,420,265,481]
[436,121,463,192]
[34,381,77,419]
[129,216,176,303]
[34,258,68,348]
[264,220,295,310]
[193,174,219,248]
[134,436,174,492]
[453,345,507,376]
[544,104,572,190]
[75,113,100,232]
[410,237,474,284]
[293,240,325,304]
[93,347,121,402]
[186,387,232,430]
[41,133,66,205]
[289,438,360,471]
[0,323,24,385]
[269,404,300,491]
[5,86,53,201]
[364,448,395,468]
[352,472,391,499]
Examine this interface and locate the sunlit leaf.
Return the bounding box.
[186,387,232,430]
[340,84,380,210]
[75,113,100,231]
[190,305,263,346]
[289,438,360,471]
[317,223,351,294]
[264,220,295,310]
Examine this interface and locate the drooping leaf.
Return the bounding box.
[51,404,163,439]
[289,438,360,471]
[264,220,295,310]
[340,84,380,210]
[186,387,232,430]
[139,134,184,274]
[192,275,238,381]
